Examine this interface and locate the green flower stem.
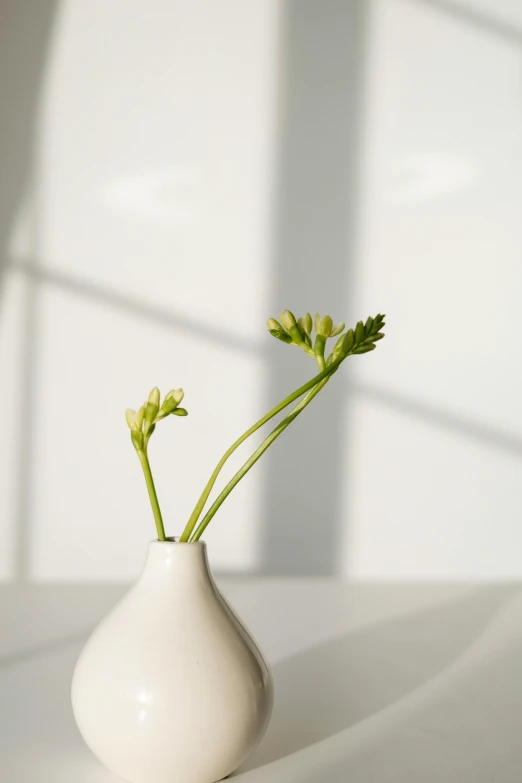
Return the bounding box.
[314,335,327,370]
[179,357,344,543]
[315,352,326,372]
[137,449,166,541]
[189,373,333,542]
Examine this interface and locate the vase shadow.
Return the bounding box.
[236,587,512,774]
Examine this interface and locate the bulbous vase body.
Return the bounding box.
[72,540,273,783]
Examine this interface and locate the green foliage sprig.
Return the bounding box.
[125,310,385,542]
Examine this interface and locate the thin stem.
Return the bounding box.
[315,353,326,372]
[190,373,333,542]
[179,356,344,542]
[137,449,166,541]
[314,334,327,370]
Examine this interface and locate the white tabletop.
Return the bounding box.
[1,581,522,782]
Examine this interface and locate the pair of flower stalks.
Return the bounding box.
[126,310,385,543]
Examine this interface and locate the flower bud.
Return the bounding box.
[342,328,355,354]
[278,310,306,347]
[145,387,160,424]
[330,322,345,337]
[297,318,312,347]
[135,405,145,430]
[323,315,333,336]
[160,398,176,415]
[331,332,346,359]
[171,388,184,405]
[172,407,188,416]
[279,310,297,331]
[298,313,312,337]
[288,324,305,346]
[161,389,184,416]
[145,402,158,423]
[125,409,138,431]
[267,318,283,332]
[316,315,333,338]
[148,387,160,407]
[353,343,376,354]
[354,321,365,344]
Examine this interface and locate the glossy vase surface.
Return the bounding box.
[72,539,273,783]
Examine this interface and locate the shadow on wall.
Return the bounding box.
[261,0,368,577]
[0,0,56,277]
[1,0,372,582]
[0,0,57,579]
[4,0,522,583]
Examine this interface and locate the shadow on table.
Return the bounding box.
[237,587,512,774]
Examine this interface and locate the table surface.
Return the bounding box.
[1,580,522,783]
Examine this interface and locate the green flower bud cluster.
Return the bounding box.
[267,308,386,372]
[267,310,314,356]
[267,309,350,366]
[330,313,386,363]
[126,386,187,451]
[266,310,316,359]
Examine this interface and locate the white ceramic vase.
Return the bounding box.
[71,539,273,783]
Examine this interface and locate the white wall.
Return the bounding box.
[1,0,521,582]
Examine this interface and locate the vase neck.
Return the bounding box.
[139,538,212,588]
